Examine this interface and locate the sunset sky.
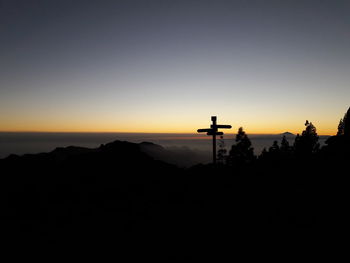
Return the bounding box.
[1,0,349,135]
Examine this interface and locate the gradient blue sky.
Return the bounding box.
[1,0,349,134]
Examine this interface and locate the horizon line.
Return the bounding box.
[0,130,333,136]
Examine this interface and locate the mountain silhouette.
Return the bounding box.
[280,132,295,136]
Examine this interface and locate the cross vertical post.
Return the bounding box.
[197,116,232,165]
[212,116,217,164]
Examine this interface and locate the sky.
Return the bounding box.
[0,0,349,135]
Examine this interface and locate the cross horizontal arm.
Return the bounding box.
[197,128,213,133]
[211,124,232,129]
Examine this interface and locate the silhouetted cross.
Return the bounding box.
[197,116,232,164]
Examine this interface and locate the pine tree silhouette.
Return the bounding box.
[227,127,255,166]
[343,107,350,136]
[269,140,280,153]
[280,135,290,153]
[337,118,344,136]
[294,120,320,156]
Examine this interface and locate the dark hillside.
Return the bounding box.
[0,138,348,257]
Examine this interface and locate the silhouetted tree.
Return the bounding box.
[294,120,320,156]
[336,108,350,136]
[337,118,344,136]
[324,107,350,158]
[280,136,290,152]
[260,137,292,161]
[258,147,269,161]
[257,140,281,161]
[269,140,280,153]
[227,127,255,166]
[279,135,294,158]
[343,107,350,136]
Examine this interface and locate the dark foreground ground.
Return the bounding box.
[0,139,348,258]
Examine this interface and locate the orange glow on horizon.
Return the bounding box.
[0,111,339,136]
[0,127,336,136]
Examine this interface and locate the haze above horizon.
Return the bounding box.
[1,0,349,136]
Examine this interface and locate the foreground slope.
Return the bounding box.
[0,138,348,255]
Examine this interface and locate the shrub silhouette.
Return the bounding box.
[217,135,227,164]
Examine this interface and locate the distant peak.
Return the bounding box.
[281,132,294,136]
